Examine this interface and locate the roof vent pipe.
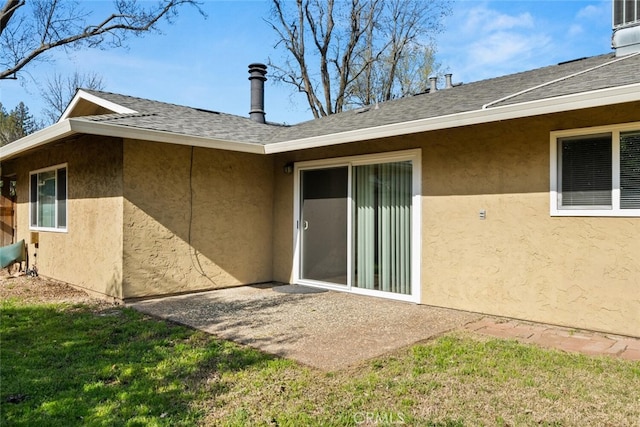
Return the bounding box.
[429,76,438,92]
[445,73,453,89]
[248,63,267,123]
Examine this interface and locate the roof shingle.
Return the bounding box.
[77,52,640,146]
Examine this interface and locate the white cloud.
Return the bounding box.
[577,3,607,20]
[568,23,584,37]
[437,3,554,82]
[435,1,612,85]
[463,6,535,34]
[468,31,551,67]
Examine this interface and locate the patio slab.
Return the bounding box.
[128,283,481,371]
[129,283,640,370]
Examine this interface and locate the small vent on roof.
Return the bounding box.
[429,76,438,92]
[193,107,221,115]
[354,106,371,114]
[557,57,588,65]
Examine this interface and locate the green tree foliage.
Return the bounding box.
[0,101,40,145]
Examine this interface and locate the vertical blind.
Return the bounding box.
[621,131,640,209]
[353,161,412,294]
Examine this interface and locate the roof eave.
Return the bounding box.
[1,119,265,161]
[0,121,76,161]
[68,119,265,154]
[264,83,640,154]
[3,83,639,162]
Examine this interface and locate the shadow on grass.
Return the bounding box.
[0,300,274,426]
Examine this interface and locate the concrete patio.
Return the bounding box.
[128,283,481,370]
[129,283,640,370]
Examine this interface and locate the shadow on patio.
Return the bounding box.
[128,283,482,370]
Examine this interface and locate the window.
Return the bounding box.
[613,0,639,28]
[30,164,67,231]
[551,124,640,216]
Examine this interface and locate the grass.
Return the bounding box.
[2,281,640,426]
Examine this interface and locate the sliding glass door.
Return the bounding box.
[296,151,420,300]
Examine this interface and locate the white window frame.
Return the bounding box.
[292,149,422,303]
[550,122,640,217]
[29,163,68,232]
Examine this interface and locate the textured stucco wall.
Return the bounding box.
[272,103,640,337]
[122,140,274,299]
[420,116,639,337]
[8,136,124,299]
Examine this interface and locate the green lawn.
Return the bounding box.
[2,289,639,426]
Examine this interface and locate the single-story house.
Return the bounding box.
[2,12,639,337]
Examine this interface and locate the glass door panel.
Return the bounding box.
[353,161,412,294]
[300,167,349,285]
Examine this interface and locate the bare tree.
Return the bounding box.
[41,70,105,124]
[267,0,451,118]
[0,0,204,80]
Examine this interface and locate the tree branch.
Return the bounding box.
[0,0,24,35]
[1,0,203,80]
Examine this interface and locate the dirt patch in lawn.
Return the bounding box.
[0,270,110,307]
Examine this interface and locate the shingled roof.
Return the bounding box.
[3,52,640,160]
[267,52,640,143]
[81,53,640,143]
[70,91,279,144]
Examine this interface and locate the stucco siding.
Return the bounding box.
[9,136,124,299]
[122,140,274,299]
[272,105,640,337]
[419,110,639,337]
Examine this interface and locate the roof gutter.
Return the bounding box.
[1,118,265,161]
[264,82,640,154]
[68,119,265,154]
[0,121,76,161]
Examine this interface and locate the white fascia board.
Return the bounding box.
[1,119,265,161]
[68,119,266,154]
[0,121,75,161]
[59,90,137,121]
[264,83,640,154]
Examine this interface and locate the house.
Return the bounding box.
[1,8,639,338]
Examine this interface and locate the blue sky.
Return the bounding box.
[1,0,614,126]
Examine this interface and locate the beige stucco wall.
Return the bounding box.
[121,139,274,299]
[272,103,640,337]
[7,136,124,299]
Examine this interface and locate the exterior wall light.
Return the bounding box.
[283,162,294,174]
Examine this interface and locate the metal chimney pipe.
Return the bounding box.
[248,63,267,123]
[429,76,438,92]
[445,73,453,89]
